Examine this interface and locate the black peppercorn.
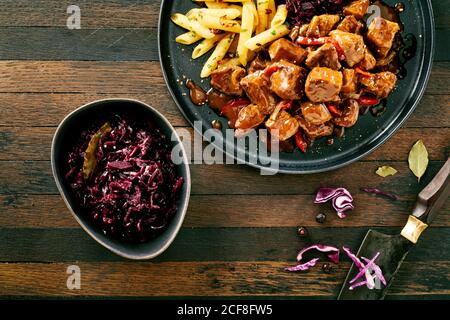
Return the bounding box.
[322,263,333,274]
[316,213,326,223]
[297,226,308,237]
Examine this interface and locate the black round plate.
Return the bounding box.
[158,0,435,174]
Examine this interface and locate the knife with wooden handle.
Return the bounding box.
[338,157,450,300]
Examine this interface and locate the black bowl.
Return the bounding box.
[158,0,435,173]
[51,99,191,259]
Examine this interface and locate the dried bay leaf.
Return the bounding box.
[408,139,429,182]
[376,166,398,177]
[83,122,112,180]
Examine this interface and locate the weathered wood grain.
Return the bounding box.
[0,261,448,297]
[0,28,158,61]
[0,61,448,94]
[0,93,185,127]
[0,126,447,161]
[0,0,158,28]
[0,227,449,262]
[1,194,449,228]
[0,161,446,195]
[0,0,448,29]
[0,0,448,300]
[0,93,448,128]
[1,27,449,62]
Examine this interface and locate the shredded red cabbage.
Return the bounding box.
[284,0,348,25]
[362,257,387,286]
[285,258,320,271]
[65,114,184,243]
[344,247,386,291]
[315,187,354,219]
[286,244,340,272]
[361,187,399,200]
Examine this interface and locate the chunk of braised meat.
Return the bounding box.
[296,116,334,140]
[359,71,397,98]
[269,60,306,100]
[234,104,266,130]
[306,14,340,37]
[376,51,396,68]
[305,67,343,102]
[367,17,401,58]
[341,69,358,96]
[343,0,370,20]
[332,99,359,128]
[268,38,307,65]
[298,24,309,37]
[357,48,377,71]
[289,25,300,41]
[329,30,366,67]
[300,102,332,126]
[240,70,277,114]
[266,102,299,141]
[248,52,270,74]
[337,15,364,34]
[305,43,342,70]
[210,65,246,96]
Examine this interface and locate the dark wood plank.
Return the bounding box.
[0,126,447,161]
[0,93,448,128]
[1,27,448,62]
[0,161,446,195]
[0,0,159,28]
[0,61,448,94]
[0,227,449,262]
[0,93,186,127]
[0,28,158,61]
[432,0,450,29]
[0,261,448,297]
[0,0,448,29]
[1,193,449,228]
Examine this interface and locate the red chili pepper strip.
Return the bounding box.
[326,103,342,117]
[327,38,346,61]
[295,129,308,153]
[358,95,380,106]
[296,36,328,46]
[220,98,250,116]
[355,67,373,78]
[264,65,281,77]
[281,100,293,110]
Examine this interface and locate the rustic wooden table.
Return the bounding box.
[0,0,449,299]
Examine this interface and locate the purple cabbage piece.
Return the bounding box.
[362,257,387,286]
[349,252,381,284]
[65,114,184,243]
[349,280,367,291]
[285,258,320,272]
[284,0,348,25]
[315,187,354,219]
[344,247,386,291]
[360,187,399,200]
[285,244,339,272]
[342,246,365,270]
[296,244,340,263]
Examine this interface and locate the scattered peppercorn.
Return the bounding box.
[316,213,327,223]
[297,226,308,237]
[322,263,333,274]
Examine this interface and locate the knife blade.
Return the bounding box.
[338,157,450,300]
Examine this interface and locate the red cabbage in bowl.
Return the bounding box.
[65,114,184,243]
[284,0,348,24]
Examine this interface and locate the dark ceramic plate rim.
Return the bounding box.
[158,0,435,174]
[51,98,191,260]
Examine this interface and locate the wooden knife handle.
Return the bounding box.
[412,157,450,224]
